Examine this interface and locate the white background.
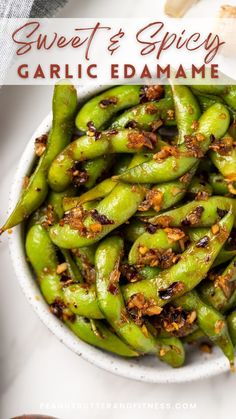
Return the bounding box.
[1,1,236,418]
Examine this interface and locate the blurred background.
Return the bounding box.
[1,1,236,419]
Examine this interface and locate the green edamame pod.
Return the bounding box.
[119,104,230,184]
[76,85,142,131]
[48,129,159,191]
[196,93,236,120]
[1,82,78,232]
[128,228,181,266]
[122,211,234,307]
[196,94,224,112]
[136,164,197,216]
[149,196,236,227]
[179,227,235,268]
[171,85,201,144]
[26,222,137,357]
[64,283,104,319]
[64,178,118,209]
[26,224,63,304]
[193,84,236,113]
[192,85,227,95]
[174,290,235,366]
[199,256,236,313]
[50,153,149,248]
[72,245,97,284]
[50,181,146,249]
[111,98,176,130]
[95,236,185,367]
[66,316,138,357]
[138,266,162,280]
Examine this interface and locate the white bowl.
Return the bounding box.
[8,85,231,383]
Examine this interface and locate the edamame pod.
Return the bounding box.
[1,82,78,232]
[118,104,230,184]
[76,85,142,131]
[95,236,185,367]
[148,196,236,228]
[50,182,146,248]
[122,211,234,307]
[199,256,236,313]
[26,222,138,357]
[128,228,182,266]
[111,98,176,130]
[48,129,159,191]
[64,283,104,319]
[171,85,201,144]
[174,290,235,366]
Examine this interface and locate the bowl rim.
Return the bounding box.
[7,84,230,384]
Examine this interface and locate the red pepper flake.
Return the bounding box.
[121,264,141,283]
[181,206,204,226]
[151,305,197,336]
[146,224,158,234]
[125,119,138,129]
[90,209,114,225]
[107,282,119,295]
[159,281,185,300]
[99,96,118,108]
[196,235,209,248]
[86,121,101,140]
[69,161,89,187]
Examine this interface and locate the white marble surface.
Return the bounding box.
[1,1,236,418]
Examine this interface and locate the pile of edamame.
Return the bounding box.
[2,82,236,368]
